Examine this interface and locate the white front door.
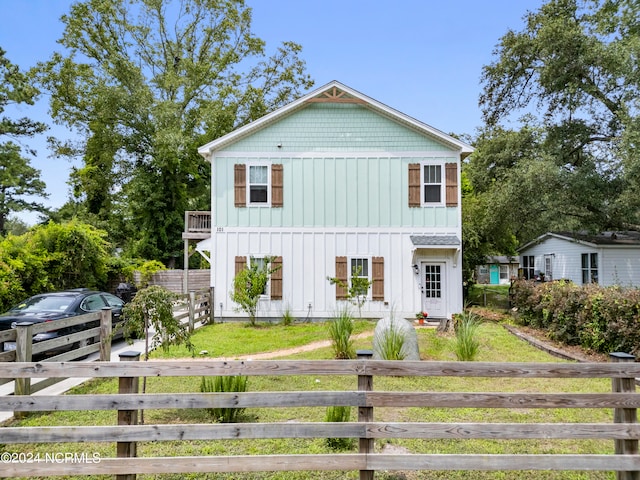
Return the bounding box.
[422,262,446,318]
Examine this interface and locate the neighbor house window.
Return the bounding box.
[581,253,598,284]
[248,165,269,204]
[499,265,509,281]
[423,165,442,204]
[522,255,535,280]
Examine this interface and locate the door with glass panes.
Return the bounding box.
[421,263,446,318]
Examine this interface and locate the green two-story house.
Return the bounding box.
[196,80,473,321]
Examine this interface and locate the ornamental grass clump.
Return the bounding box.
[454,310,482,361]
[328,306,356,359]
[200,375,248,423]
[324,406,354,451]
[374,316,406,360]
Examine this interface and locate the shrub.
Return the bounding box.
[324,406,354,451]
[200,375,248,423]
[511,280,640,355]
[328,306,355,359]
[454,310,482,361]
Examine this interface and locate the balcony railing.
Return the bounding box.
[183,211,211,239]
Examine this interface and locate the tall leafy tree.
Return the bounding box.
[37,0,313,264]
[479,0,640,231]
[0,48,48,235]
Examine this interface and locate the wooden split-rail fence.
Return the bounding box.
[1,351,640,479]
[0,289,212,397]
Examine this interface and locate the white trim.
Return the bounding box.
[421,163,445,207]
[347,256,372,301]
[246,162,272,207]
[213,227,460,235]
[211,150,461,159]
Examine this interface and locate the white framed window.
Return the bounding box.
[349,257,371,298]
[581,253,598,284]
[499,265,509,280]
[422,164,443,205]
[248,164,270,205]
[522,255,535,280]
[249,256,270,296]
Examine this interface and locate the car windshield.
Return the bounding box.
[11,295,74,313]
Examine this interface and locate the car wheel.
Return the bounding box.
[74,335,95,360]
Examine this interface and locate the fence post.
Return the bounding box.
[357,349,374,480]
[188,291,195,333]
[210,286,215,324]
[14,322,33,418]
[610,352,639,480]
[99,307,112,362]
[117,351,140,480]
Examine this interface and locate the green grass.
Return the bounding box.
[469,284,511,309]
[4,320,618,480]
[151,319,374,359]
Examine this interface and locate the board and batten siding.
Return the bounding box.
[215,156,459,229]
[214,229,460,320]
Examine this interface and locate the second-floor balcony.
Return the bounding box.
[183,211,211,240]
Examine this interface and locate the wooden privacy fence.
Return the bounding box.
[1,353,640,478]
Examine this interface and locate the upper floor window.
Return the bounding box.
[235,163,283,208]
[408,162,457,207]
[249,165,269,204]
[581,253,598,284]
[423,165,442,204]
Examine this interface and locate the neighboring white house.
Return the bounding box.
[475,256,520,285]
[195,80,473,321]
[517,231,640,287]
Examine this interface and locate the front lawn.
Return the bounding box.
[4,320,616,480]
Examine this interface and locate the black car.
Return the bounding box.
[0,289,126,354]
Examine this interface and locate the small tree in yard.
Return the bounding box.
[327,266,373,317]
[122,285,195,423]
[231,257,280,326]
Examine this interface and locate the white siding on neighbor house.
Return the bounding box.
[520,236,640,286]
[520,237,598,283]
[600,248,640,287]
[212,228,461,320]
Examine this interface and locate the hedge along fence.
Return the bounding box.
[2,354,640,478]
[510,280,640,355]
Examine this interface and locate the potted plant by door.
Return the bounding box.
[415,311,429,326]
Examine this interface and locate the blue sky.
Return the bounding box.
[0,0,543,224]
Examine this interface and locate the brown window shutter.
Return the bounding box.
[234,164,246,207]
[270,256,283,300]
[235,256,247,276]
[271,164,283,207]
[372,257,384,301]
[408,163,420,207]
[335,256,348,300]
[445,162,458,207]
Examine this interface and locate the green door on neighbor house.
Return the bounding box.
[490,265,500,284]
